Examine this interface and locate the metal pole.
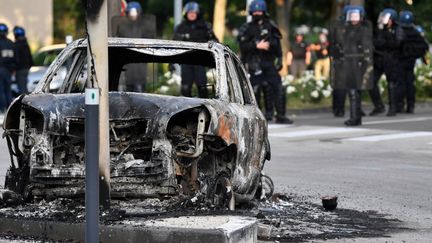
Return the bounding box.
[174,0,183,27]
[85,88,100,243]
[246,0,253,22]
[86,0,111,209]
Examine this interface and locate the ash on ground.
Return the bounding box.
[0,192,408,242]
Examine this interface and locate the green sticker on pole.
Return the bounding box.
[85,88,100,105]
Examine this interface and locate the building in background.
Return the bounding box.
[0,0,53,51]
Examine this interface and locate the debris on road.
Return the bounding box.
[0,192,407,242]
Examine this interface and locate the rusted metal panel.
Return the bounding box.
[2,38,272,209]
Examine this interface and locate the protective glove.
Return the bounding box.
[275,58,283,71]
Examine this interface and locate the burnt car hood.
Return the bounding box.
[21,92,209,136]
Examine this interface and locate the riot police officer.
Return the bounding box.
[370,9,400,116]
[329,6,373,126]
[397,11,428,114]
[115,1,156,92]
[238,0,292,124]
[173,1,218,98]
[13,26,33,94]
[0,23,16,113]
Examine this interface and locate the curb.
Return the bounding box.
[0,216,257,243]
[287,101,432,115]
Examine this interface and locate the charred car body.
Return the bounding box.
[3,38,272,208]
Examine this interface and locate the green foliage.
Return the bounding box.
[414,53,432,99]
[53,0,85,43]
[282,71,333,104]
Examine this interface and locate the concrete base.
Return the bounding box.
[0,216,257,243]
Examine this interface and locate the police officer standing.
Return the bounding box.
[329,6,373,126]
[13,26,33,94]
[115,1,156,92]
[396,11,428,114]
[0,23,16,113]
[369,9,400,116]
[238,0,292,124]
[173,1,218,98]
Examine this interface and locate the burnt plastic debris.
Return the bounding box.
[321,196,338,211]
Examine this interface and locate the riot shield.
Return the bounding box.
[330,20,373,90]
[111,14,156,39]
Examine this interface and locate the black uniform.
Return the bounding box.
[0,35,16,112]
[370,24,401,116]
[238,17,291,123]
[329,20,373,126]
[14,37,33,94]
[115,15,156,92]
[173,18,217,98]
[396,25,428,113]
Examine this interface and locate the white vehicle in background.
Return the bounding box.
[27,44,66,92]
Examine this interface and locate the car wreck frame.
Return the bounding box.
[2,38,272,208]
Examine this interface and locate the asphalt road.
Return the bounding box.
[265,104,432,242]
[1,105,432,242]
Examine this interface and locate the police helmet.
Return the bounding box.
[377,8,397,28]
[249,0,267,15]
[183,1,200,16]
[345,5,365,23]
[13,26,26,37]
[126,1,142,14]
[0,23,8,35]
[399,11,414,26]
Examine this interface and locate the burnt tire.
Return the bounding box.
[254,174,274,200]
[4,166,30,200]
[208,172,235,210]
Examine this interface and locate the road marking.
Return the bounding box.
[346,131,432,142]
[268,124,295,129]
[363,117,432,125]
[269,127,368,138]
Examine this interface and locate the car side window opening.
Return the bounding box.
[232,56,255,105]
[43,49,82,93]
[33,50,62,66]
[225,54,244,104]
[42,46,219,99]
[111,47,218,98]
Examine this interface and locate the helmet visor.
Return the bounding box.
[129,8,138,17]
[346,9,361,22]
[378,12,391,25]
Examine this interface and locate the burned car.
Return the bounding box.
[2,38,272,209]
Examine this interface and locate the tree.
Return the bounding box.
[275,0,294,76]
[213,0,227,42]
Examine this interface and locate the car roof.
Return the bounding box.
[71,38,230,53]
[37,44,67,53]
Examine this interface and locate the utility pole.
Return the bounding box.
[213,0,227,41]
[246,0,253,22]
[83,0,111,240]
[84,0,111,214]
[174,0,183,28]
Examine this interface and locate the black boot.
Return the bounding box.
[274,82,293,124]
[276,116,293,124]
[344,89,362,126]
[368,81,385,116]
[387,83,397,117]
[262,82,274,121]
[369,105,385,116]
[406,104,415,114]
[333,89,346,117]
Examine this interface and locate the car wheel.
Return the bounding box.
[210,172,235,210]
